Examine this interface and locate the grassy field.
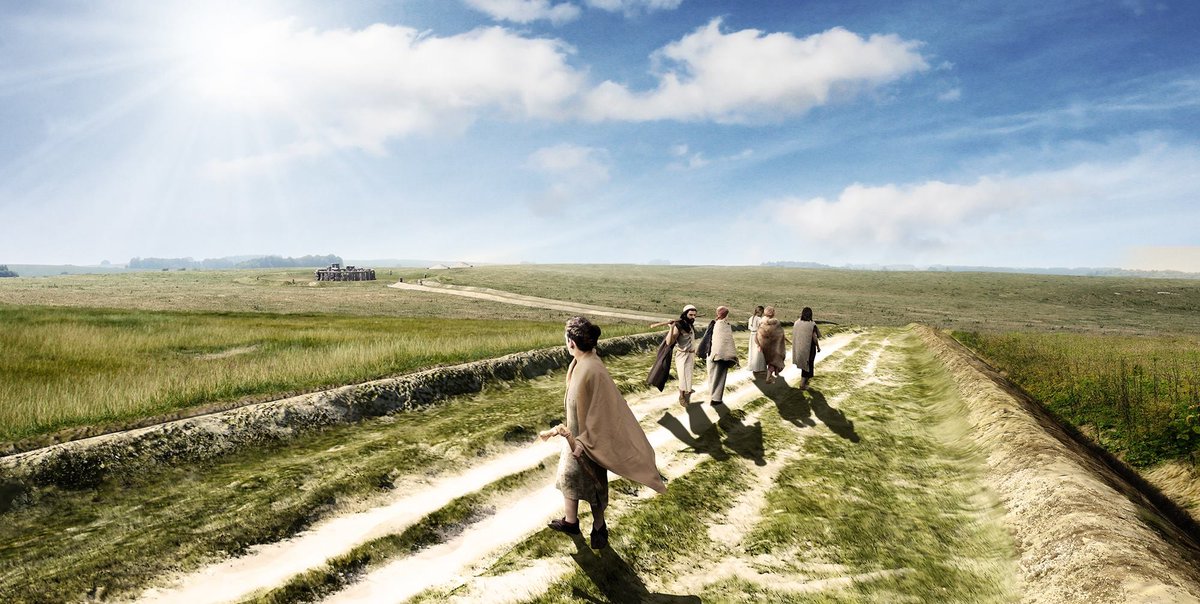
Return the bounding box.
[0,350,660,603]
[3,264,1199,451]
[0,269,593,321]
[953,330,1200,467]
[389,264,1200,336]
[5,265,1199,335]
[0,304,647,446]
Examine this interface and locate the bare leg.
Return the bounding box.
[563,496,580,523]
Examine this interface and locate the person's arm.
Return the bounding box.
[814,325,821,352]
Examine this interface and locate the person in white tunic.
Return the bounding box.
[746,305,766,374]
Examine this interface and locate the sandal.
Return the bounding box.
[548,517,580,535]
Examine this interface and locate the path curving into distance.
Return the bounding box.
[387,280,670,323]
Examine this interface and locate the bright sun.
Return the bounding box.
[166,3,298,109]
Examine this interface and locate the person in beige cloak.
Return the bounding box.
[754,306,788,384]
[706,306,739,405]
[547,316,667,549]
[792,307,822,390]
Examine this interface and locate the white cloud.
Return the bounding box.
[463,0,582,25]
[184,20,585,158]
[667,143,751,170]
[527,143,611,184]
[201,141,325,181]
[585,0,684,16]
[583,19,928,122]
[526,143,611,215]
[937,88,961,102]
[760,141,1200,259]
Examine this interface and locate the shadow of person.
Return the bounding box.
[569,537,702,603]
[713,404,766,466]
[657,410,729,461]
[807,388,860,442]
[754,377,815,428]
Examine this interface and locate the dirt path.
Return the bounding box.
[386,281,669,323]
[135,334,860,603]
[129,323,1200,602]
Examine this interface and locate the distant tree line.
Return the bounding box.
[0,265,17,278]
[128,255,342,270]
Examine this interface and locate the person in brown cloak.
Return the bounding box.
[548,316,667,549]
[755,306,787,384]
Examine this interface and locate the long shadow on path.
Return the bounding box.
[755,377,860,443]
[567,535,702,603]
[657,403,764,465]
[657,406,729,461]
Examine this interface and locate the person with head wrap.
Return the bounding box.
[705,306,738,405]
[650,304,700,405]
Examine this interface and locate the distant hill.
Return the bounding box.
[0,265,18,278]
[762,261,1200,279]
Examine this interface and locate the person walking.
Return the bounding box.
[792,307,822,390]
[651,305,700,405]
[755,306,787,384]
[547,316,667,549]
[746,305,766,375]
[706,306,739,405]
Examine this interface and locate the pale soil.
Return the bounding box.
[387,281,669,323]
[22,282,1200,603]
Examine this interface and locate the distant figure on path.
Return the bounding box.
[747,305,766,375]
[651,305,700,405]
[792,307,822,390]
[546,316,667,549]
[706,306,739,405]
[755,306,787,384]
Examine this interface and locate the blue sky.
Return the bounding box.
[2,0,1198,270]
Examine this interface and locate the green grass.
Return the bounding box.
[0,269,583,320]
[410,329,1018,603]
[403,263,1200,336]
[739,331,1017,603]
[0,349,660,603]
[953,330,1200,467]
[0,304,647,449]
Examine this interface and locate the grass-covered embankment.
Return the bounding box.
[0,348,660,603]
[953,330,1200,467]
[0,305,647,445]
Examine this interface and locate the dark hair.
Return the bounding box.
[801,307,813,321]
[754,305,764,314]
[566,316,602,352]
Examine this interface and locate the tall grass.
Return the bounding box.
[954,330,1200,467]
[0,305,644,444]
